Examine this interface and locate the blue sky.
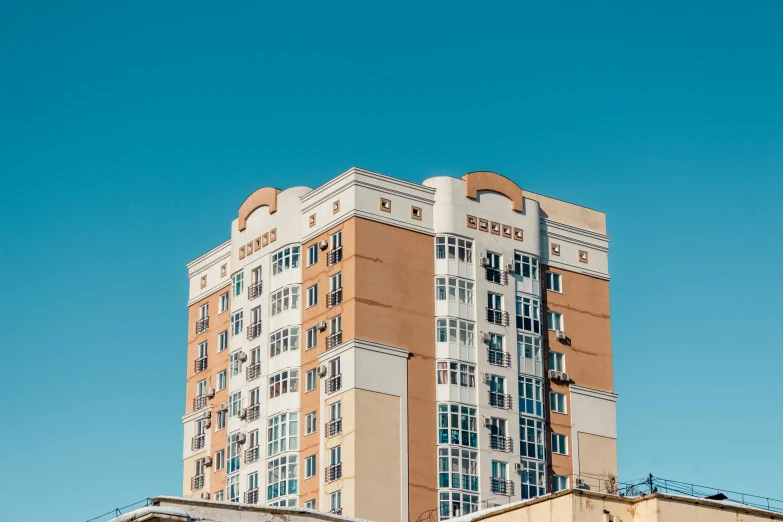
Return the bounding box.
[1,1,781,520]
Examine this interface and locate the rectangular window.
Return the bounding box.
[329,445,342,465]
[438,447,478,491]
[232,273,244,297]
[487,292,503,310]
[436,361,476,388]
[521,459,547,499]
[227,474,239,502]
[330,272,342,291]
[330,491,342,512]
[331,231,342,249]
[198,341,208,358]
[516,296,541,334]
[517,335,542,376]
[219,291,229,313]
[519,416,545,460]
[305,412,316,435]
[550,392,567,414]
[436,235,473,263]
[199,303,209,319]
[329,401,342,420]
[436,318,475,346]
[546,272,562,292]
[230,352,242,377]
[231,311,243,336]
[305,499,316,509]
[330,314,342,334]
[435,277,474,304]
[437,403,478,447]
[307,244,318,266]
[305,369,317,392]
[547,310,563,331]
[269,369,299,399]
[218,330,228,352]
[305,455,316,478]
[229,391,242,417]
[491,460,507,479]
[552,433,568,455]
[214,490,224,501]
[305,327,317,350]
[269,327,300,357]
[271,286,300,315]
[306,284,318,308]
[227,433,241,474]
[272,246,301,275]
[196,379,207,396]
[251,266,263,284]
[267,412,299,456]
[514,252,539,280]
[519,376,544,417]
[549,352,565,372]
[267,454,297,500]
[217,370,227,391]
[216,410,226,430]
[553,475,569,492]
[215,449,225,471]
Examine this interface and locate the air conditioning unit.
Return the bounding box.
[483,418,492,428]
[220,402,228,411]
[319,365,328,377]
[556,330,567,341]
[200,492,210,500]
[561,372,571,383]
[239,408,247,420]
[238,352,248,362]
[319,239,328,250]
[548,369,559,380]
[317,320,327,331]
[480,258,489,267]
[482,373,491,384]
[202,411,212,420]
[505,263,514,272]
[204,419,212,429]
[206,387,215,398]
[514,462,522,473]
[204,456,213,467]
[480,332,491,343]
[236,433,246,444]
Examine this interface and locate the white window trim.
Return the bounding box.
[547,310,564,332]
[546,272,563,293]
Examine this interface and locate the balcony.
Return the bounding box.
[327,247,343,267]
[193,395,208,411]
[490,435,513,452]
[244,445,260,464]
[194,356,208,373]
[486,308,510,326]
[489,391,513,410]
[243,489,259,504]
[190,474,205,491]
[191,434,205,451]
[490,477,514,495]
[246,404,261,422]
[247,281,263,300]
[485,267,508,285]
[327,288,343,308]
[325,374,342,395]
[246,362,261,381]
[325,418,343,438]
[325,463,343,483]
[247,321,262,341]
[326,331,343,350]
[195,317,209,335]
[488,349,512,368]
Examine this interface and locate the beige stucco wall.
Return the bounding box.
[577,433,618,488]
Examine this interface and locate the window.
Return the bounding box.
[215,449,225,471]
[519,416,545,460]
[251,265,263,284]
[250,305,261,325]
[305,455,316,478]
[227,433,241,474]
[230,352,242,377]
[520,459,547,499]
[546,272,562,292]
[553,475,569,492]
[229,392,242,417]
[306,244,318,266]
[267,454,298,500]
[439,492,479,519]
[227,474,239,502]
[330,272,342,292]
[550,391,567,413]
[329,445,342,466]
[232,273,244,297]
[438,447,478,491]
[487,292,502,311]
[549,352,565,372]
[518,335,542,376]
[435,236,473,263]
[547,311,563,331]
[485,251,501,270]
[214,490,224,501]
[437,403,477,447]
[306,284,318,308]
[488,333,503,352]
[330,314,342,334]
[552,433,568,455]
[216,410,227,431]
[436,362,476,388]
[271,286,300,315]
[305,499,316,509]
[305,369,317,392]
[514,252,538,280]
[305,412,316,435]
[219,292,229,313]
[249,387,261,406]
[196,379,207,397]
[198,341,208,358]
[329,401,341,420]
[436,319,475,346]
[199,303,209,319]
[248,472,259,496]
[231,311,243,336]
[249,346,261,365]
[331,231,342,249]
[217,370,227,391]
[267,412,299,456]
[272,246,300,275]
[269,369,299,399]
[515,296,541,334]
[218,330,228,352]
[519,377,544,417]
[330,491,342,512]
[491,460,507,480]
[269,327,300,357]
[306,327,317,350]
[435,277,474,305]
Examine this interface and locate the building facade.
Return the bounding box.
[182,168,617,522]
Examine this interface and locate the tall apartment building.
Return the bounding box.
[182,168,617,522]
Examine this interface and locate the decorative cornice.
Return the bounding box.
[570,384,618,402]
[187,281,231,307]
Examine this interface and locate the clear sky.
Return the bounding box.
[1,1,781,520]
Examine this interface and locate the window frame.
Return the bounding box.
[550,391,567,414]
[552,433,568,455]
[306,284,318,308]
[546,271,562,293]
[305,411,317,435]
[306,244,318,267]
[547,310,563,331]
[218,291,229,313]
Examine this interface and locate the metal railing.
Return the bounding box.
[488,349,511,367]
[489,434,513,452]
[325,374,342,395]
[190,474,205,491]
[246,404,261,422]
[195,317,209,335]
[327,288,343,308]
[194,356,208,373]
[247,321,262,340]
[191,434,205,451]
[325,463,343,482]
[246,362,261,381]
[327,331,343,350]
[247,281,263,300]
[327,247,343,266]
[243,488,259,504]
[244,445,260,464]
[485,267,508,285]
[193,395,208,410]
[489,391,513,409]
[490,477,513,495]
[486,308,510,326]
[85,498,151,522]
[325,418,343,438]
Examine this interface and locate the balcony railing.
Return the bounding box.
[194,356,208,373]
[247,281,263,300]
[243,488,259,504]
[486,308,510,326]
[246,362,261,381]
[489,391,513,410]
[325,418,343,438]
[325,463,343,483]
[329,508,343,515]
[327,247,343,267]
[247,321,262,340]
[193,395,208,411]
[190,474,205,491]
[325,374,342,395]
[326,331,343,350]
[191,434,205,451]
[246,404,261,422]
[327,288,343,308]
[244,445,260,464]
[491,477,513,495]
[490,435,513,452]
[195,317,209,335]
[485,267,508,285]
[488,349,512,368]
